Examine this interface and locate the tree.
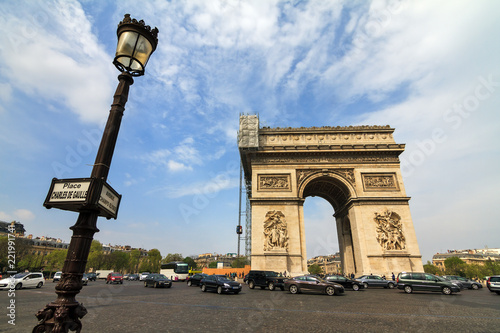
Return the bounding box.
[231,257,249,268]
[444,257,466,276]
[162,253,183,263]
[110,251,129,272]
[87,240,105,271]
[423,261,441,275]
[208,262,217,268]
[129,249,141,273]
[148,249,162,273]
[183,257,197,270]
[308,264,323,275]
[45,249,68,274]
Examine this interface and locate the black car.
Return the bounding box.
[200,275,242,294]
[86,273,97,281]
[128,274,139,281]
[284,275,345,296]
[397,272,460,295]
[144,274,172,288]
[325,274,365,291]
[187,273,208,286]
[245,270,286,291]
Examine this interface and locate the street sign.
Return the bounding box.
[97,182,121,219]
[44,178,121,219]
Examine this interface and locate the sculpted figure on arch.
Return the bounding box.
[263,210,289,251]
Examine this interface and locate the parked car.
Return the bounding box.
[144,274,172,288]
[397,272,460,295]
[52,271,62,283]
[325,274,365,291]
[128,274,139,281]
[487,275,500,294]
[245,270,286,291]
[200,275,242,294]
[187,273,208,286]
[284,275,345,296]
[106,272,124,284]
[356,275,396,289]
[82,274,89,286]
[443,275,482,290]
[86,273,97,281]
[0,272,45,290]
[139,272,150,281]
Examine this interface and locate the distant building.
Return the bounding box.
[432,248,500,270]
[307,253,342,275]
[0,220,26,237]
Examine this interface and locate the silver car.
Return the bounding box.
[356,275,396,289]
[443,275,481,290]
[487,275,500,294]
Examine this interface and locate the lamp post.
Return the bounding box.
[34,14,158,333]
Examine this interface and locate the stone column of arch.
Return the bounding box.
[238,115,424,277]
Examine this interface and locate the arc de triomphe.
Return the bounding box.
[238,115,423,277]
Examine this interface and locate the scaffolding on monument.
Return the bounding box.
[237,161,252,259]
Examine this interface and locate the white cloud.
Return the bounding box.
[0,211,11,221]
[14,209,35,221]
[0,0,114,124]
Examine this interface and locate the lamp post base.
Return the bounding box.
[33,303,87,333]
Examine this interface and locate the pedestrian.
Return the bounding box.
[392,272,395,281]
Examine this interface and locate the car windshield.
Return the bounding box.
[312,276,326,283]
[217,277,233,282]
[13,273,28,278]
[265,271,278,277]
[157,274,167,279]
[435,276,447,282]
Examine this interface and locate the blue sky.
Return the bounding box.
[1,0,499,263]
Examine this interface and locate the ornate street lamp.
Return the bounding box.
[34,14,158,333]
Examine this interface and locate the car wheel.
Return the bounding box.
[187,280,192,287]
[144,282,148,287]
[248,281,255,289]
[289,285,299,294]
[326,286,336,296]
[201,284,207,292]
[268,282,275,291]
[363,282,368,289]
[442,286,452,295]
[217,286,223,294]
[167,284,171,288]
[154,282,158,288]
[352,284,360,291]
[36,282,43,288]
[472,284,479,290]
[388,283,395,289]
[15,283,22,290]
[496,291,500,295]
[120,281,123,284]
[404,285,412,294]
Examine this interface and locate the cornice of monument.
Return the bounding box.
[260,125,394,133]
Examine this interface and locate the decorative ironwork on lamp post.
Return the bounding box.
[34,14,158,333]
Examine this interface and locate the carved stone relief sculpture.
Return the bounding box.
[258,174,290,191]
[362,173,399,191]
[263,210,289,251]
[373,210,406,251]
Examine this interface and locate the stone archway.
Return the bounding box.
[238,115,424,277]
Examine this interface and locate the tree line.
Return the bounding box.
[424,257,500,279]
[0,236,249,276]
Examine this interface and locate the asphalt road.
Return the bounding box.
[1,279,499,332]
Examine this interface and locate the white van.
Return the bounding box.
[53,271,62,282]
